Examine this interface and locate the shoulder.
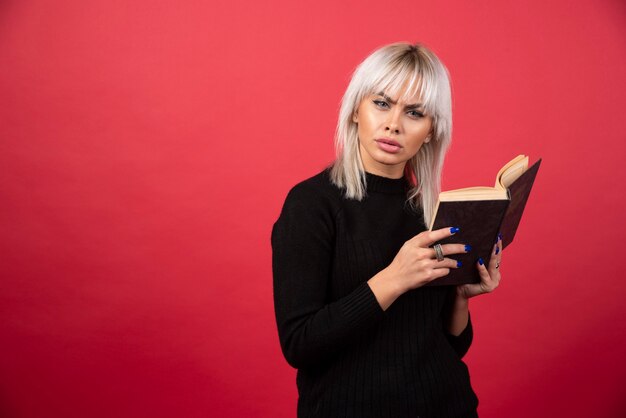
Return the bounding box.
[283,167,343,209]
[275,167,344,225]
[272,167,342,243]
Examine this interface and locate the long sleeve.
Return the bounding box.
[271,184,385,370]
[444,312,473,358]
[440,286,474,358]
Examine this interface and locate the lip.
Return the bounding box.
[375,138,402,147]
[375,138,402,154]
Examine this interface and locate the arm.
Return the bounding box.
[442,289,473,358]
[444,234,505,357]
[271,186,385,370]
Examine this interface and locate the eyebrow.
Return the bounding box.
[376,91,423,109]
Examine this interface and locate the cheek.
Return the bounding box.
[358,116,378,138]
[406,132,429,147]
[407,123,431,141]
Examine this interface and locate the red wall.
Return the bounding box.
[1,1,625,417]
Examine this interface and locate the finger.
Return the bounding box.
[429,257,463,270]
[479,257,500,291]
[489,247,499,270]
[418,257,460,271]
[496,232,503,256]
[491,242,499,259]
[476,258,493,284]
[411,226,460,248]
[494,232,503,268]
[425,243,470,260]
[444,243,471,255]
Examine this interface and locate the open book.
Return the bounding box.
[426,154,542,286]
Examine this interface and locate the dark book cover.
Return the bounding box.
[426,158,542,286]
[500,159,542,249]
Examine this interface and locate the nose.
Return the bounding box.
[385,108,401,134]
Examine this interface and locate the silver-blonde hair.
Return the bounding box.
[329,42,453,228]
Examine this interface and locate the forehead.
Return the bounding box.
[372,75,426,104]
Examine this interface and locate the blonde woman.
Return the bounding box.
[272,42,502,418]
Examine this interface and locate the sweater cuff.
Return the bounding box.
[445,311,473,358]
[339,281,385,327]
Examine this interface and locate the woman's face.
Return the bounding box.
[353,88,433,178]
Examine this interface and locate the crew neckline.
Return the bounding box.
[364,171,410,194]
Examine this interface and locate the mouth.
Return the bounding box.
[374,138,402,154]
[375,138,402,147]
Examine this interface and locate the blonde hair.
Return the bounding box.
[329,42,453,228]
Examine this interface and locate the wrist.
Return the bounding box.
[367,267,405,311]
[381,266,408,297]
[456,285,471,302]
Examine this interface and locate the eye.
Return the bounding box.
[373,100,389,108]
[408,110,425,118]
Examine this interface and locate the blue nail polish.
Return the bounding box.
[450,227,460,234]
[495,246,499,255]
[498,232,503,241]
[465,244,472,252]
[457,260,462,267]
[478,257,484,265]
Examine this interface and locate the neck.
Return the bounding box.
[364,166,404,179]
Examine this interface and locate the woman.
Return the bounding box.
[271,42,502,418]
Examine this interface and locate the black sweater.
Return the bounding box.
[271,168,478,418]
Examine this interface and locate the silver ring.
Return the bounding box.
[433,244,444,262]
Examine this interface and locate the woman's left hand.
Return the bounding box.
[456,233,503,300]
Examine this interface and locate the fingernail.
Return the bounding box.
[457,260,462,267]
[450,227,460,234]
[498,232,503,241]
[478,257,484,265]
[495,246,499,255]
[465,244,472,252]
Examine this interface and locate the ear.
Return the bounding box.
[352,112,358,123]
[424,127,434,143]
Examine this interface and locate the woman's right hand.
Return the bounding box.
[388,226,469,292]
[368,227,469,310]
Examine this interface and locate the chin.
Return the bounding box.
[374,153,406,165]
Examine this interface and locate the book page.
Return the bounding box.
[496,155,529,189]
[439,186,508,201]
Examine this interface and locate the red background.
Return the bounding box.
[1,1,625,417]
